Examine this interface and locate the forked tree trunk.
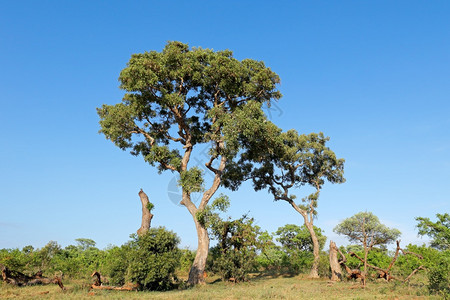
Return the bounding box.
[137,189,153,236]
[329,241,342,281]
[187,219,210,285]
[304,221,320,278]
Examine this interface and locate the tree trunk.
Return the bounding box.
[329,241,342,281]
[187,219,210,285]
[137,189,153,236]
[305,221,320,278]
[287,200,321,278]
[363,247,368,286]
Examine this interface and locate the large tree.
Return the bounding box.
[223,129,345,278]
[97,41,281,284]
[334,211,401,285]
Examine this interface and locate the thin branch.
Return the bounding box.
[404,266,425,283]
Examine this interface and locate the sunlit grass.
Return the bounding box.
[0,274,438,300]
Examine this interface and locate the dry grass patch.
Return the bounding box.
[0,275,438,300]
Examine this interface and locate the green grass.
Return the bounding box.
[0,274,438,300]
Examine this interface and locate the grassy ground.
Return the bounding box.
[0,274,437,300]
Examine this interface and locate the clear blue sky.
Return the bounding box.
[1,1,449,250]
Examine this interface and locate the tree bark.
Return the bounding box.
[362,247,368,286]
[286,199,320,278]
[137,189,153,236]
[183,145,225,285]
[329,241,342,281]
[187,219,210,285]
[305,222,320,278]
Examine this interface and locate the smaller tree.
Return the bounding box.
[224,129,345,278]
[333,212,400,285]
[275,224,326,274]
[126,227,181,290]
[416,213,449,250]
[198,195,261,282]
[275,224,326,253]
[75,238,96,251]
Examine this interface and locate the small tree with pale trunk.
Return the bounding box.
[333,211,401,286]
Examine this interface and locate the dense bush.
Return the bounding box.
[208,215,261,282]
[0,228,181,291]
[100,245,130,286]
[126,228,181,290]
[274,224,326,274]
[255,243,286,272]
[179,249,195,273]
[394,244,440,277]
[427,250,450,298]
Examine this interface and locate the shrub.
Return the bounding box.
[126,227,181,290]
[179,249,195,273]
[101,245,130,286]
[208,215,261,282]
[427,250,450,298]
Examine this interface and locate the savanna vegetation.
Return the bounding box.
[2,42,448,299]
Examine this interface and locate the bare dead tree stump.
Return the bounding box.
[329,240,343,281]
[137,189,153,236]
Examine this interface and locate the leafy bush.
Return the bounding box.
[208,215,261,282]
[100,245,130,286]
[256,244,286,272]
[126,228,181,290]
[179,249,195,273]
[427,250,450,298]
[272,224,326,274]
[394,244,440,277]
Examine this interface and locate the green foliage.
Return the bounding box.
[0,248,31,272]
[0,240,105,278]
[75,238,96,251]
[179,249,196,272]
[394,244,440,277]
[179,167,205,193]
[427,250,450,298]
[207,214,262,282]
[334,212,401,248]
[224,129,345,206]
[339,245,392,271]
[98,40,281,176]
[0,229,180,291]
[416,213,450,250]
[275,224,326,252]
[268,224,326,274]
[99,245,127,285]
[146,202,154,212]
[196,194,230,227]
[256,243,286,271]
[125,228,181,290]
[98,41,282,282]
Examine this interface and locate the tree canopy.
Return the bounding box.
[416,213,450,250]
[334,211,401,249]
